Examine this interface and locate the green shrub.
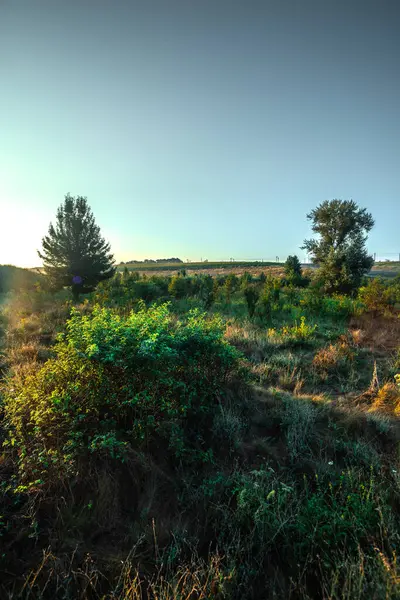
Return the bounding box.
[243,285,259,319]
[284,255,303,284]
[224,466,386,571]
[93,273,168,307]
[268,316,317,345]
[197,275,215,309]
[240,272,252,289]
[256,293,272,324]
[4,303,241,486]
[224,274,239,303]
[168,274,191,299]
[300,285,325,313]
[358,278,397,315]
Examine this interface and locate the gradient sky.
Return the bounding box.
[1,0,399,267]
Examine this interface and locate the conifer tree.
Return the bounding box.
[38,194,115,299]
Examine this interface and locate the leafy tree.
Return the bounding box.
[302,199,374,294]
[38,194,115,300]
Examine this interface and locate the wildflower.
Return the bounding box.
[328,461,334,466]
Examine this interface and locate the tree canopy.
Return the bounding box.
[302,199,374,294]
[38,194,115,298]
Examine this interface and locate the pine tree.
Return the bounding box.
[38,194,116,299]
[284,255,302,281]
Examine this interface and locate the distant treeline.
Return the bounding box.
[121,258,183,265]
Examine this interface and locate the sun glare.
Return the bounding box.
[0,205,45,268]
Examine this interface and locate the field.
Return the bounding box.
[117,260,281,276]
[0,267,400,598]
[117,260,400,279]
[370,262,400,278]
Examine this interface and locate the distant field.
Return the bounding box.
[373,262,400,268]
[28,260,400,280]
[117,261,283,277]
[112,259,400,279]
[370,262,400,278]
[118,260,279,271]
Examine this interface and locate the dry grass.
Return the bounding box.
[368,383,400,416]
[124,265,285,278]
[18,547,231,600]
[350,314,400,352]
[313,339,355,373]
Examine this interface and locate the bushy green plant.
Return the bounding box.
[321,294,363,319]
[240,272,252,289]
[358,278,396,315]
[243,285,259,319]
[224,274,239,303]
[224,466,386,573]
[4,303,241,486]
[256,293,272,324]
[264,276,281,302]
[197,274,215,309]
[268,316,317,345]
[300,284,325,313]
[168,274,191,299]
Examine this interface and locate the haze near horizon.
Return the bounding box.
[1,0,399,267]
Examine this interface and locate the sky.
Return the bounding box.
[1,0,399,267]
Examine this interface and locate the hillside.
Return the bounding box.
[0,265,44,294]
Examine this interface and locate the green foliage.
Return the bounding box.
[240,271,252,289]
[197,274,215,309]
[224,274,239,303]
[4,303,240,485]
[168,274,191,299]
[358,277,398,315]
[225,466,387,571]
[243,285,259,319]
[283,256,309,288]
[2,259,400,599]
[255,277,282,324]
[302,199,374,294]
[258,272,266,284]
[38,194,115,299]
[264,276,282,304]
[268,316,317,345]
[285,255,302,277]
[94,273,168,307]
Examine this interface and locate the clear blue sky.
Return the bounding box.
[1,0,399,267]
